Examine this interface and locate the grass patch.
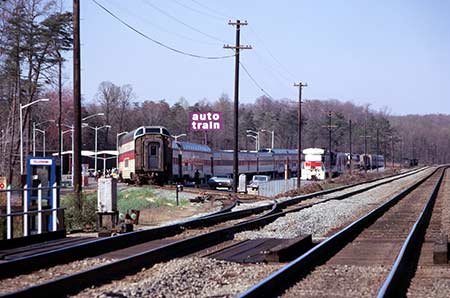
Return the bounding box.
[61,186,189,232]
[61,192,97,232]
[117,187,188,214]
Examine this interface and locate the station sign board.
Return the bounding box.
[30,159,53,166]
[0,176,6,206]
[190,112,222,131]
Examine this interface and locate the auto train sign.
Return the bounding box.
[190,112,222,130]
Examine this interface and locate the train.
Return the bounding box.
[117,126,300,184]
[117,126,385,184]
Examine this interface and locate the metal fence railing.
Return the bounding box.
[0,183,64,240]
[257,178,298,198]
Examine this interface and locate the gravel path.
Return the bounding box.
[72,257,281,298]
[0,258,115,295]
[235,168,431,241]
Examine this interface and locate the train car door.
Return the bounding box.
[148,142,160,169]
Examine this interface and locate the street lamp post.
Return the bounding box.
[33,119,55,157]
[260,129,275,150]
[116,131,128,169]
[173,133,187,142]
[34,128,46,156]
[82,112,104,122]
[61,126,74,175]
[246,130,260,151]
[246,134,258,151]
[20,98,50,174]
[83,123,111,175]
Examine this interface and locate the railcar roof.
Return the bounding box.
[173,141,212,153]
[121,126,171,143]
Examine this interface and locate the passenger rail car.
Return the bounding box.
[118,127,302,184]
[118,126,173,184]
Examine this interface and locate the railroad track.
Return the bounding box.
[0,168,428,297]
[239,166,446,298]
[0,168,423,276]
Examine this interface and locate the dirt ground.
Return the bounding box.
[137,200,221,227]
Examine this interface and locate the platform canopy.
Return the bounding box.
[52,150,118,157]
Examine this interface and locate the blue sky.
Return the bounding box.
[62,0,450,115]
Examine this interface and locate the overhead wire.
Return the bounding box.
[239,61,274,99]
[142,0,230,44]
[170,0,225,22]
[167,0,298,100]
[107,0,220,46]
[248,26,297,81]
[91,0,235,60]
[188,0,233,20]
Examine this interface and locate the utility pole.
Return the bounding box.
[322,111,337,179]
[383,135,387,169]
[391,136,394,168]
[294,82,307,188]
[73,0,82,207]
[376,129,379,172]
[400,138,403,168]
[57,50,62,178]
[224,20,251,193]
[349,119,352,175]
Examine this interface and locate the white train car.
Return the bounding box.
[172,141,212,180]
[301,148,326,180]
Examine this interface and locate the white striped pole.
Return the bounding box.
[52,183,57,231]
[23,185,28,237]
[37,184,42,234]
[6,185,11,239]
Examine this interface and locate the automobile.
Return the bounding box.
[208,176,233,190]
[87,168,96,177]
[249,175,270,190]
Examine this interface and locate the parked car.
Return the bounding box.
[249,175,270,190]
[208,176,233,190]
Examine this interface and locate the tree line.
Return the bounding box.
[1,1,449,186]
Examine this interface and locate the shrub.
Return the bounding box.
[61,192,97,231]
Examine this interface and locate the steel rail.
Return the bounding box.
[0,169,428,297]
[0,201,282,298]
[377,167,447,297]
[238,167,441,298]
[0,168,424,279]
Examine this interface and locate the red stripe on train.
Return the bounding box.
[118,150,135,162]
[305,161,322,167]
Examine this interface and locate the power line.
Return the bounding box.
[142,0,230,44]
[170,0,225,22]
[188,0,233,20]
[239,61,274,99]
[108,0,219,46]
[91,0,235,60]
[248,26,297,81]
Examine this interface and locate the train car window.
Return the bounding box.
[146,128,160,134]
[151,145,157,155]
[125,159,129,168]
[162,128,170,136]
[136,128,144,136]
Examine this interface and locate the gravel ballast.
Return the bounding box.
[282,264,389,297]
[72,257,281,298]
[235,168,431,241]
[0,258,115,295]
